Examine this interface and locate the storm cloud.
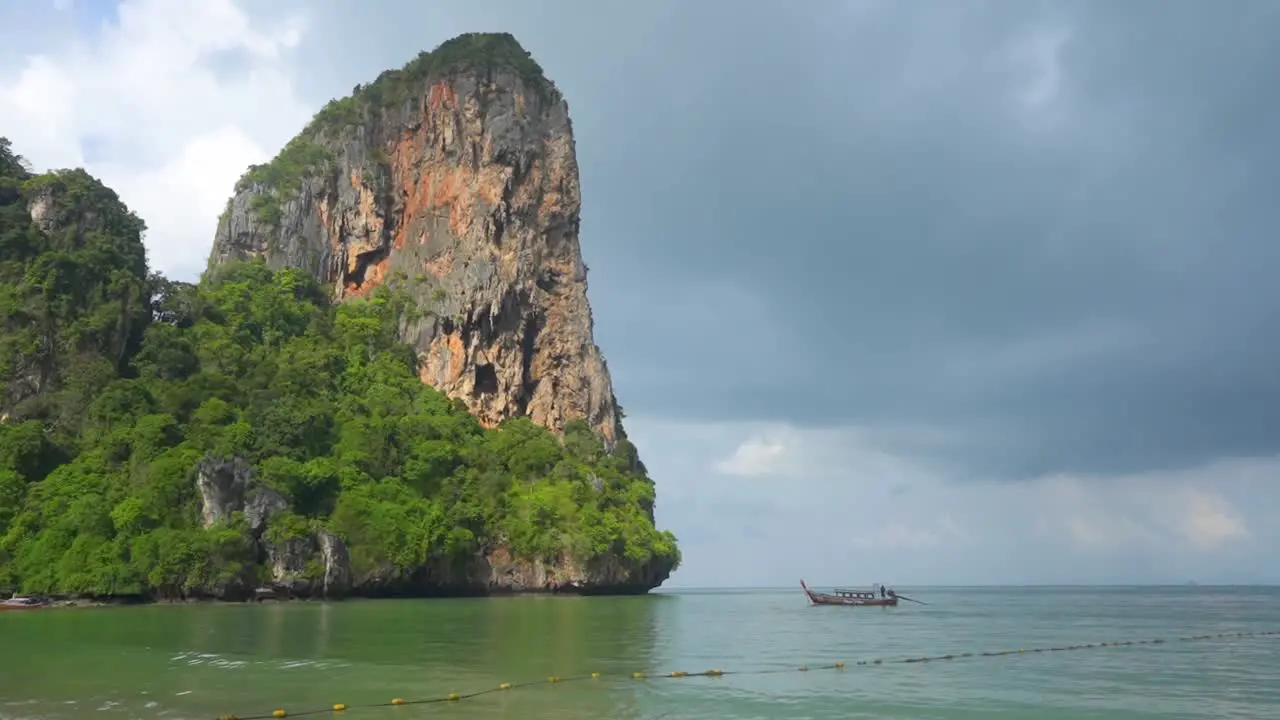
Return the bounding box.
[270,0,1280,480]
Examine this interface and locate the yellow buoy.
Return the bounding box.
[547,675,561,683]
[272,710,287,719]
[706,669,724,677]
[445,693,460,702]
[499,682,512,690]
[631,671,645,679]
[835,661,846,669]
[332,704,347,712]
[590,672,601,679]
[390,698,405,706]
[670,671,688,677]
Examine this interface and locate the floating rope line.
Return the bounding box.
[216,629,1280,720]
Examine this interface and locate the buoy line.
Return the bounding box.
[215,629,1279,719]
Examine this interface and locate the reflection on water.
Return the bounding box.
[0,596,665,720]
[315,602,331,658]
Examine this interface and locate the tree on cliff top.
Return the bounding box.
[0,136,678,598]
[225,32,559,230]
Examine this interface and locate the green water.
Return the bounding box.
[2,587,1278,719]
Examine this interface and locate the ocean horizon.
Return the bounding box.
[657,582,1280,591]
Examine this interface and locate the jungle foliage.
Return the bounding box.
[0,137,678,598]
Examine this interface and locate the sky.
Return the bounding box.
[1,0,1278,587]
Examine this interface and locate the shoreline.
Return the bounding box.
[7,586,667,610]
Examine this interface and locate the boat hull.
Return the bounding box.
[1,597,49,611]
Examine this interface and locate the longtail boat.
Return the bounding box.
[800,579,899,607]
[0,596,49,612]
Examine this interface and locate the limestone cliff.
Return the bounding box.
[207,33,621,445]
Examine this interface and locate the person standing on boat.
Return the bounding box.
[879,585,886,599]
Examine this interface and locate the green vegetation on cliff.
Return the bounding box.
[229,139,333,230]
[0,137,678,599]
[315,31,557,133]
[0,140,152,436]
[224,32,555,230]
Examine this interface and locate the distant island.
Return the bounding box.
[0,32,679,603]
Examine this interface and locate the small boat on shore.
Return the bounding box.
[1,596,49,611]
[800,580,920,607]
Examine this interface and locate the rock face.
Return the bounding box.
[264,528,353,600]
[194,454,663,600]
[207,33,621,445]
[477,547,670,596]
[194,456,251,528]
[341,546,667,598]
[195,455,353,599]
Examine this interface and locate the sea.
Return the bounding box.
[1,586,1277,720]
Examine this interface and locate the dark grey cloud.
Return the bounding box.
[271,0,1280,479]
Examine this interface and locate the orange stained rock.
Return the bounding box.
[419,331,468,386]
[428,81,456,111]
[342,253,388,298]
[317,201,332,243]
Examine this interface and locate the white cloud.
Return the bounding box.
[94,126,269,273]
[711,423,932,483]
[1026,462,1258,554]
[0,0,314,280]
[711,428,796,477]
[1011,26,1072,108]
[1,57,80,168]
[1179,488,1248,550]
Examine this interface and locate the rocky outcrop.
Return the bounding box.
[477,547,670,596]
[264,528,352,599]
[342,546,664,598]
[207,33,621,445]
[195,456,251,527]
[26,186,62,235]
[195,455,353,599]
[244,483,289,536]
[194,450,666,599]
